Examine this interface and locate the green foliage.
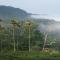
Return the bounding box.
[0,51,60,60]
[0,19,44,52]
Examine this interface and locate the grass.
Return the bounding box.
[0,51,60,60]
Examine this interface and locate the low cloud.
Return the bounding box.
[31,15,60,21]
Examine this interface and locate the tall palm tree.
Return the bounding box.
[11,20,17,52]
[11,20,20,52]
[24,21,32,52]
[16,22,21,51]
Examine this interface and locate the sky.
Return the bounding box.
[0,0,60,21]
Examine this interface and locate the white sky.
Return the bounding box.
[0,0,60,21]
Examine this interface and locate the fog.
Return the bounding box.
[38,22,60,33]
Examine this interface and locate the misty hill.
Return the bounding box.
[32,18,60,34]
[0,5,60,34]
[0,6,29,20]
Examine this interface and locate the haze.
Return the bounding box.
[0,0,60,21]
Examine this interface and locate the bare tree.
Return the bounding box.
[43,23,54,50]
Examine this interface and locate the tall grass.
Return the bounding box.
[0,51,60,60]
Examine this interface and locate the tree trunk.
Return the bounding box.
[1,39,2,52]
[29,27,31,52]
[17,39,18,51]
[43,33,48,50]
[13,28,16,52]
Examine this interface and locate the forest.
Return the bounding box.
[0,18,60,60]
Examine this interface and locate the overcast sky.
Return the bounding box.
[0,0,60,21]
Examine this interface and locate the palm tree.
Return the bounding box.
[11,20,17,52]
[16,22,21,51]
[11,20,20,52]
[24,21,32,52]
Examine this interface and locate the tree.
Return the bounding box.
[42,32,48,50]
[23,20,44,52]
[42,23,54,50]
[24,21,32,52]
[11,20,20,52]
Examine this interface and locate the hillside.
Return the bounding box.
[0,6,60,36]
[0,6,29,20]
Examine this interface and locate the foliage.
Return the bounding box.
[0,19,44,52]
[0,51,60,60]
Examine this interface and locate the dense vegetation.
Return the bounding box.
[0,51,60,60]
[0,19,60,60]
[0,19,44,52]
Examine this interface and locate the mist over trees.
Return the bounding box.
[0,19,45,52]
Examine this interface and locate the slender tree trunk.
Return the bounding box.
[17,30,18,51]
[1,39,2,52]
[43,33,48,50]
[17,39,18,51]
[13,28,16,52]
[0,33,3,52]
[17,29,19,51]
[8,28,10,49]
[29,27,31,52]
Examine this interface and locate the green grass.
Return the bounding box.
[0,51,60,60]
